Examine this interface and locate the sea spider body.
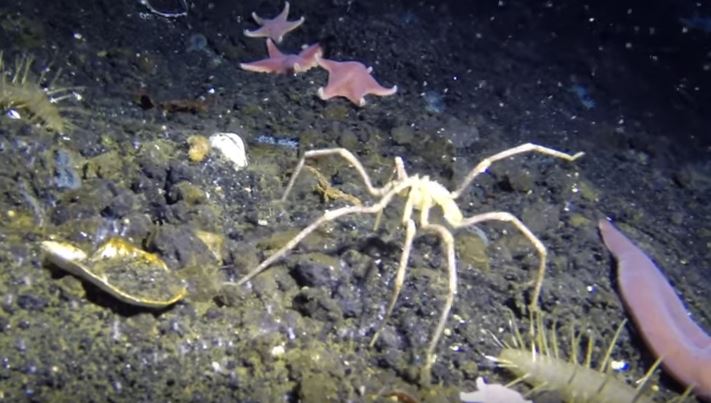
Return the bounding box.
[404,174,464,226]
[232,143,584,376]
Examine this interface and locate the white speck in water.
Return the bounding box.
[6,109,21,120]
[271,344,286,357]
[111,318,122,341]
[611,359,629,372]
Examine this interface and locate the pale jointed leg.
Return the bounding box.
[235,205,378,286]
[451,143,584,199]
[456,211,548,312]
[369,218,417,348]
[418,222,458,371]
[233,178,416,286]
[281,148,395,202]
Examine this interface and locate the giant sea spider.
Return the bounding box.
[234,143,584,373]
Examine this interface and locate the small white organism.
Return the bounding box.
[460,377,531,403]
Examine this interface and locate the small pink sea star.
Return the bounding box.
[243,1,305,44]
[316,57,397,107]
[240,39,322,75]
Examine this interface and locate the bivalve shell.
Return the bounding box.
[208,132,248,170]
[41,238,187,309]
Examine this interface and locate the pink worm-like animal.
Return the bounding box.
[599,220,711,400]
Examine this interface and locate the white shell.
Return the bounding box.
[40,241,89,277]
[209,132,248,170]
[460,377,532,403]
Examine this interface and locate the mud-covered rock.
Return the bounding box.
[83,150,126,182]
[51,179,126,224]
[146,224,218,270]
[289,252,342,288]
[292,287,343,322]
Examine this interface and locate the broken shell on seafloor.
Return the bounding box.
[41,238,187,309]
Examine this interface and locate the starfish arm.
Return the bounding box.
[295,44,322,71]
[265,39,284,58]
[349,84,371,106]
[283,55,306,73]
[370,84,398,97]
[251,11,264,25]
[298,44,322,59]
[294,16,306,29]
[316,57,337,72]
[278,2,291,20]
[277,16,305,43]
[244,27,281,43]
[317,85,349,101]
[340,86,368,106]
[240,59,287,74]
[244,27,265,38]
[362,73,398,97]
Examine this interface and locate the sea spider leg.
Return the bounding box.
[234,178,416,287]
[373,157,408,231]
[281,148,395,203]
[368,218,416,348]
[417,222,457,371]
[450,143,585,200]
[455,211,548,312]
[368,220,457,374]
[370,189,458,373]
[370,177,428,348]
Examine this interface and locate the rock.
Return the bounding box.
[53,148,82,190]
[292,287,343,322]
[84,150,124,182]
[391,125,414,145]
[289,252,341,288]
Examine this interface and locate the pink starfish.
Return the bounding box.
[316,58,398,106]
[243,2,305,44]
[240,39,322,75]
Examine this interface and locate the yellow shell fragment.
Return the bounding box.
[187,135,210,162]
[194,229,224,263]
[41,238,187,309]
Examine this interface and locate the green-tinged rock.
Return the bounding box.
[575,179,600,202]
[391,125,415,145]
[84,150,125,181]
[569,213,591,228]
[167,181,208,205]
[458,231,490,271]
[322,103,350,121]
